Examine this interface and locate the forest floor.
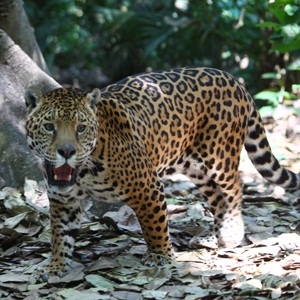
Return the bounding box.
[1,104,300,300]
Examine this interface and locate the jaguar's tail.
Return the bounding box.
[244,103,300,189]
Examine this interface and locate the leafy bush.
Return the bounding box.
[255,0,300,111]
[25,0,299,100]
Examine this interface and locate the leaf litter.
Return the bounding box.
[1,107,300,299]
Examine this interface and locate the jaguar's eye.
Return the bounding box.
[77,124,86,133]
[44,123,54,132]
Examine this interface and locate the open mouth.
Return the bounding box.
[45,161,78,187]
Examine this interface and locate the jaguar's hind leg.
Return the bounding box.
[204,176,244,248]
[187,170,244,249]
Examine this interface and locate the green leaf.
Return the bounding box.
[292,84,300,91]
[269,0,297,7]
[269,6,287,24]
[257,21,281,30]
[285,4,299,16]
[144,29,174,57]
[272,38,300,52]
[258,106,275,118]
[287,58,300,70]
[281,24,300,40]
[261,72,278,80]
[254,91,280,105]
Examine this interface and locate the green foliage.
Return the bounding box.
[92,0,271,84]
[25,0,299,100]
[255,0,300,109]
[25,0,99,68]
[259,0,300,53]
[24,1,261,80]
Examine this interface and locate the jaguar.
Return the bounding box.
[25,67,299,280]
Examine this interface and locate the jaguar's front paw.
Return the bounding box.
[141,251,174,267]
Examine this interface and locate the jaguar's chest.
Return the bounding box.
[75,166,120,203]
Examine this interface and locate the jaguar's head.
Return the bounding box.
[25,87,101,192]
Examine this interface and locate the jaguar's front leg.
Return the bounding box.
[128,178,175,267]
[38,198,82,281]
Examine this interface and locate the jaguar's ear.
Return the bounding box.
[86,88,101,111]
[25,86,44,114]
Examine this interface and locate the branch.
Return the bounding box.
[0,29,61,93]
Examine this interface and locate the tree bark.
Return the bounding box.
[0,29,60,188]
[0,0,49,73]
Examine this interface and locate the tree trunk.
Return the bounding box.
[0,0,49,73]
[0,29,60,188]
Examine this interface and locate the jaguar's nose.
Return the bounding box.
[57,145,76,159]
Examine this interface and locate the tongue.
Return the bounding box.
[54,164,73,181]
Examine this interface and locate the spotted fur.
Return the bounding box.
[25,67,299,280]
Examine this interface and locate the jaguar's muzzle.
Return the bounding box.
[45,161,78,186]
